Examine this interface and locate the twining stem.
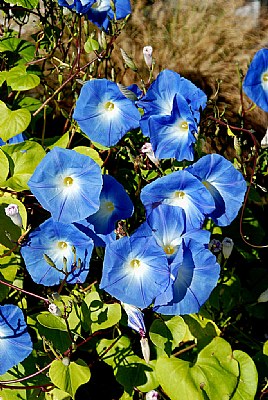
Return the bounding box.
[208,116,268,249]
[0,280,50,305]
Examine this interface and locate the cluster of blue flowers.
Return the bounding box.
[57,0,131,32]
[5,30,268,379]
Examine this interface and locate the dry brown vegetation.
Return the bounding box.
[113,0,268,139]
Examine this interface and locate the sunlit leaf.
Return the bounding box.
[49,359,91,398]
[6,65,40,91]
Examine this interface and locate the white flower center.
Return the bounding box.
[261,71,268,90]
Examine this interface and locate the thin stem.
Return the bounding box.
[0,280,50,305]
[0,361,52,384]
[207,115,268,249]
[173,343,197,357]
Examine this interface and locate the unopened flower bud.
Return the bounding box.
[140,337,150,363]
[48,303,62,317]
[62,357,70,366]
[258,288,268,303]
[146,390,159,400]
[222,237,234,259]
[143,46,153,69]
[141,143,159,166]
[5,204,23,227]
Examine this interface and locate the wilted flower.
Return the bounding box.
[141,142,159,165]
[5,204,23,227]
[243,48,268,112]
[28,147,102,224]
[0,304,33,375]
[143,46,153,69]
[21,218,94,286]
[73,79,140,147]
[222,237,234,259]
[208,238,222,253]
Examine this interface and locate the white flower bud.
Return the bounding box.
[48,303,62,317]
[143,46,153,69]
[258,288,268,303]
[140,337,150,363]
[5,204,23,227]
[62,357,70,366]
[146,390,159,400]
[222,237,234,259]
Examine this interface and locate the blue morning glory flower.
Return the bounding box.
[187,154,247,226]
[73,79,140,147]
[100,232,170,309]
[154,239,220,315]
[86,0,131,32]
[57,0,95,14]
[0,305,32,375]
[243,48,268,112]
[20,218,94,286]
[140,170,215,230]
[0,132,26,146]
[28,147,102,224]
[138,69,207,137]
[147,94,198,161]
[85,175,134,234]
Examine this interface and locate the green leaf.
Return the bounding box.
[232,350,258,399]
[37,312,67,331]
[47,132,70,150]
[18,96,43,112]
[264,340,268,356]
[156,337,239,400]
[0,244,20,301]
[0,101,31,142]
[182,313,221,349]
[149,316,186,356]
[2,141,46,191]
[49,359,91,398]
[0,71,6,86]
[97,336,158,394]
[84,37,100,53]
[45,388,71,400]
[84,291,121,332]
[0,149,9,184]
[0,37,21,52]
[6,65,40,91]
[4,0,39,9]
[73,146,103,166]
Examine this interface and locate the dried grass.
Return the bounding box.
[113,0,268,134]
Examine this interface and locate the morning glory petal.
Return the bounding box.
[86,175,134,234]
[140,170,215,230]
[28,147,102,224]
[148,94,197,161]
[100,234,170,309]
[243,48,268,112]
[0,305,32,375]
[187,154,247,226]
[21,218,94,286]
[73,79,140,146]
[154,239,220,315]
